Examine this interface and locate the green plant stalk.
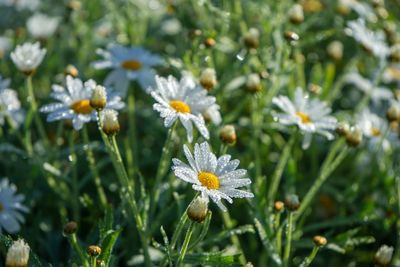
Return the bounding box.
[26,75,49,148]
[295,144,349,221]
[176,221,194,267]
[90,257,97,267]
[127,88,137,178]
[267,133,296,204]
[150,124,176,218]
[251,95,262,190]
[274,212,283,256]
[283,212,294,267]
[299,246,320,267]
[69,132,80,221]
[222,211,247,264]
[82,126,108,208]
[68,234,89,267]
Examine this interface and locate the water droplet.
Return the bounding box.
[236,53,244,61]
[68,155,73,161]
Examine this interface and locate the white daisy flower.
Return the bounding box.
[172,141,254,211]
[272,88,337,149]
[345,72,392,104]
[203,104,222,126]
[356,109,391,151]
[0,178,29,233]
[10,42,46,74]
[0,87,24,127]
[151,75,217,142]
[92,45,163,95]
[346,19,389,59]
[40,76,124,130]
[26,13,60,39]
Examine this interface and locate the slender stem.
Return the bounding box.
[68,234,89,267]
[267,133,296,204]
[299,246,320,267]
[176,222,194,267]
[274,212,283,256]
[221,211,247,264]
[295,144,348,220]
[283,212,294,267]
[90,257,97,267]
[82,126,108,208]
[127,88,137,178]
[69,132,80,221]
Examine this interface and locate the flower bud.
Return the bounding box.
[389,44,400,63]
[336,0,350,15]
[219,125,237,145]
[285,194,300,211]
[336,122,350,137]
[308,83,321,95]
[90,85,107,110]
[243,28,260,49]
[187,196,209,223]
[64,64,79,77]
[345,126,363,147]
[274,201,285,212]
[204,37,216,48]
[246,73,262,93]
[87,245,102,257]
[374,245,393,267]
[63,221,78,235]
[199,68,217,91]
[327,41,343,62]
[289,4,304,24]
[6,239,30,267]
[313,235,327,247]
[386,105,400,122]
[102,109,120,136]
[284,31,300,43]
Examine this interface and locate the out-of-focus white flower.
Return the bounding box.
[0,36,12,58]
[151,75,218,142]
[356,109,391,151]
[6,239,30,267]
[327,40,344,61]
[203,104,222,125]
[26,13,60,39]
[272,88,337,149]
[345,72,392,104]
[374,245,394,267]
[161,18,182,35]
[337,0,376,22]
[10,42,46,74]
[0,178,28,233]
[0,88,24,128]
[92,45,163,95]
[346,19,389,59]
[289,4,304,24]
[40,76,124,130]
[382,65,400,83]
[1,0,40,10]
[172,142,254,211]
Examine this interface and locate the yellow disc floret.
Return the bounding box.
[296,111,312,124]
[169,100,191,113]
[121,60,142,71]
[70,99,93,114]
[371,127,381,137]
[198,171,220,190]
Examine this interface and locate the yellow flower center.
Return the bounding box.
[169,100,191,113]
[371,127,381,137]
[70,99,93,114]
[121,60,142,71]
[296,111,312,124]
[198,171,220,190]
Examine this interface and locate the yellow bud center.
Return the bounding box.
[198,171,220,190]
[296,111,312,124]
[371,127,381,137]
[121,60,142,71]
[169,100,191,113]
[70,99,93,114]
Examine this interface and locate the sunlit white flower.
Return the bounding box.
[151,75,217,142]
[10,42,46,74]
[272,88,337,149]
[346,19,389,59]
[92,45,163,95]
[172,142,254,211]
[27,13,60,39]
[0,178,28,233]
[40,76,124,130]
[345,72,392,104]
[6,239,30,267]
[356,109,391,151]
[0,87,24,127]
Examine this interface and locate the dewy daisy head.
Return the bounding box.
[172,141,254,211]
[10,42,46,75]
[151,75,218,142]
[6,239,30,267]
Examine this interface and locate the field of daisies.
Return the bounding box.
[1,0,400,266]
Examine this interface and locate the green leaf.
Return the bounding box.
[254,218,282,265]
[98,228,123,266]
[99,206,114,243]
[184,251,242,266]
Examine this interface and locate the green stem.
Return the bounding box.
[222,211,247,264]
[274,212,283,256]
[127,88,137,178]
[295,143,348,221]
[69,132,80,221]
[82,126,108,208]
[267,133,297,204]
[68,234,89,267]
[176,222,194,267]
[283,212,294,267]
[299,246,320,267]
[90,257,97,267]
